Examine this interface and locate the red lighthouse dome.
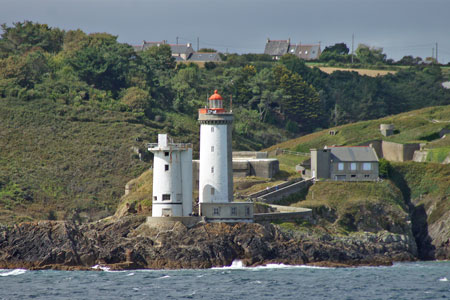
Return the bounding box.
[207,90,225,112]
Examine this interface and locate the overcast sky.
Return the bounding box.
[1,0,450,63]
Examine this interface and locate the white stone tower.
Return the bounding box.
[148,134,192,217]
[198,90,233,204]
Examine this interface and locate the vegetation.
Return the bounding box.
[1,21,449,224]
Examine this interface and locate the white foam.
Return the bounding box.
[212,260,333,270]
[91,264,111,271]
[0,269,27,277]
[127,272,135,276]
[439,277,448,282]
[158,275,171,279]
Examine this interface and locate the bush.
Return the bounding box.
[379,158,392,178]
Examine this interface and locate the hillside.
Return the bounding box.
[267,105,450,157]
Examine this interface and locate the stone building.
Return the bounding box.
[311,146,379,181]
[133,41,221,62]
[264,38,321,60]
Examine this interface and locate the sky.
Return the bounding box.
[1,0,450,63]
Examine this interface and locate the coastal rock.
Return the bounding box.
[0,216,418,270]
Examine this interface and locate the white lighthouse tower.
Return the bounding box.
[198,90,253,222]
[148,134,192,217]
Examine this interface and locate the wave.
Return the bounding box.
[212,260,334,270]
[0,269,27,277]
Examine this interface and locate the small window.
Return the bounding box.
[153,196,157,201]
[165,164,169,171]
[211,187,215,195]
[245,207,250,216]
[338,163,344,171]
[213,207,220,216]
[164,152,169,157]
[364,174,370,178]
[351,175,356,178]
[211,127,214,133]
[162,194,171,200]
[231,207,237,216]
[363,163,372,171]
[350,163,357,171]
[211,146,214,152]
[211,166,214,173]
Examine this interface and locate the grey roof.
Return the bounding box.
[329,146,379,162]
[170,44,194,56]
[264,40,290,56]
[293,44,321,60]
[189,52,221,62]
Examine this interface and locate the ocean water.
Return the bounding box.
[0,261,449,300]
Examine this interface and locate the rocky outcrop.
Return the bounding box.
[0,216,417,270]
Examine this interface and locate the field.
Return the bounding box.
[317,67,397,77]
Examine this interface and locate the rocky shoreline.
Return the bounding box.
[0,216,421,271]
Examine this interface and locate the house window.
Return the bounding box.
[162,194,171,201]
[363,163,372,171]
[213,207,220,216]
[338,163,344,171]
[164,152,169,157]
[231,207,237,216]
[364,175,370,178]
[350,163,357,171]
[211,146,214,152]
[211,187,215,195]
[351,175,356,178]
[165,164,169,171]
[211,166,214,173]
[211,127,214,133]
[153,196,157,201]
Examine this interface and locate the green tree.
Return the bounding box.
[322,43,349,55]
[0,21,64,57]
[355,44,386,65]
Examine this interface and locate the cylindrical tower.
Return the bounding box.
[198,90,233,204]
[148,134,192,217]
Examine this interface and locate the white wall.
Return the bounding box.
[199,123,229,203]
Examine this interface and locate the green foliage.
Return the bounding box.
[356,44,386,64]
[379,158,392,178]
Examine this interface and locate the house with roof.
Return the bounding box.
[311,146,379,181]
[133,41,221,62]
[264,38,321,60]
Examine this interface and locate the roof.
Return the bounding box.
[264,39,290,56]
[209,90,223,100]
[293,44,321,60]
[169,44,194,56]
[189,52,221,62]
[329,146,379,162]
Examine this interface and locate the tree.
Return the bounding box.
[65,33,135,92]
[0,21,64,57]
[198,48,217,53]
[397,55,422,66]
[322,43,349,55]
[355,44,386,64]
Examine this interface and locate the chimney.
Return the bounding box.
[267,37,270,43]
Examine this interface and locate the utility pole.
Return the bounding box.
[436,42,438,63]
[432,47,435,60]
[176,36,179,45]
[351,33,354,64]
[197,37,199,51]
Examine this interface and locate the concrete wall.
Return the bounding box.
[199,202,253,222]
[311,149,331,179]
[382,141,420,162]
[233,151,268,159]
[248,159,279,178]
[413,150,428,162]
[256,179,314,204]
[254,210,312,224]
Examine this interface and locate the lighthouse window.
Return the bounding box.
[165,164,169,171]
[213,207,220,216]
[211,127,214,133]
[153,196,157,201]
[164,152,169,157]
[162,194,171,201]
[245,206,250,216]
[211,146,214,152]
[211,166,214,173]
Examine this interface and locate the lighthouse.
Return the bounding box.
[198,90,253,222]
[198,90,233,204]
[148,134,192,217]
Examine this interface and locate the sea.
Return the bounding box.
[0,261,449,299]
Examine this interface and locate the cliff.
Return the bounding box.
[0,216,416,270]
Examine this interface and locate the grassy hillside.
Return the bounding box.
[267,105,450,153]
[0,98,158,224]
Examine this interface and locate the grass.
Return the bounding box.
[265,105,450,152]
[317,67,397,77]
